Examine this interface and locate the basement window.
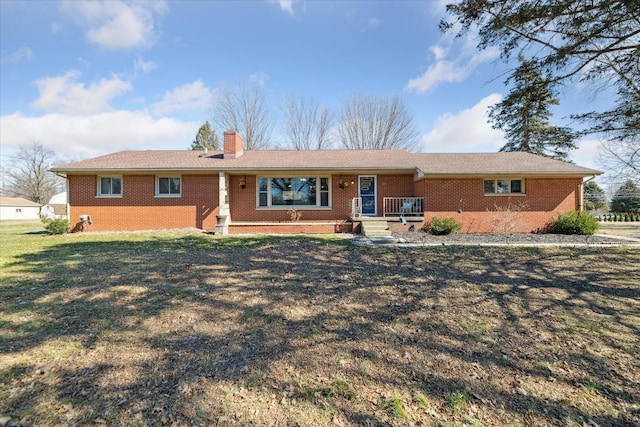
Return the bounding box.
[156,176,181,197]
[484,179,524,195]
[97,176,123,197]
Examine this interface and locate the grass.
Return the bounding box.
[414,391,431,409]
[1,221,639,426]
[448,389,473,412]
[383,395,408,419]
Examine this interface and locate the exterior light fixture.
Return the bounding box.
[239,176,247,189]
[337,176,350,189]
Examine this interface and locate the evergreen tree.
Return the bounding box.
[610,181,640,213]
[583,181,607,212]
[488,56,576,161]
[442,0,639,178]
[190,121,219,151]
[442,0,639,144]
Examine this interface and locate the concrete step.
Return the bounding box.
[363,224,389,231]
[367,236,398,245]
[362,230,391,237]
[361,221,389,228]
[361,220,392,237]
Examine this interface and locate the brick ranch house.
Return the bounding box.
[51,131,601,235]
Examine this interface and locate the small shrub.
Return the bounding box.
[486,201,528,234]
[41,218,70,235]
[548,211,599,235]
[287,208,302,221]
[624,213,630,222]
[428,216,462,235]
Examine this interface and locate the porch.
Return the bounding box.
[351,197,424,238]
[351,197,424,218]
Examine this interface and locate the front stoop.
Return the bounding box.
[359,218,397,244]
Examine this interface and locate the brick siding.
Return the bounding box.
[68,174,219,231]
[227,174,415,222]
[416,177,582,233]
[67,173,583,234]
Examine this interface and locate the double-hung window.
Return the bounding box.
[97,176,122,197]
[258,176,330,208]
[156,176,181,197]
[484,178,524,195]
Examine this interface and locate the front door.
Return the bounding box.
[359,175,377,216]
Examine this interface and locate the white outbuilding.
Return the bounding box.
[41,192,68,219]
[0,197,42,220]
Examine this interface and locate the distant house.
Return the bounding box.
[51,130,602,235]
[41,192,68,219]
[0,197,42,220]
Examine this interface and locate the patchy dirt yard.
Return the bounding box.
[1,222,639,426]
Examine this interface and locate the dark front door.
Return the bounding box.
[359,175,377,216]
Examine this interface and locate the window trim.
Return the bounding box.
[483,178,525,196]
[155,175,182,198]
[257,175,331,209]
[97,175,123,198]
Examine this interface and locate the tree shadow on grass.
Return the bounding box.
[1,233,639,425]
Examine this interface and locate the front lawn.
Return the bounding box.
[1,221,638,426]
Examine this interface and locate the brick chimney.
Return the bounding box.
[224,130,244,159]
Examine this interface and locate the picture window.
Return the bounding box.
[258,176,330,208]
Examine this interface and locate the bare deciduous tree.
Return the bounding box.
[599,138,640,187]
[282,94,332,150]
[6,141,64,204]
[211,81,273,150]
[336,95,419,151]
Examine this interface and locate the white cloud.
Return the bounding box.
[2,46,33,64]
[1,111,198,158]
[421,93,505,152]
[30,70,131,115]
[269,0,298,16]
[134,57,158,75]
[61,0,167,50]
[406,34,499,93]
[367,17,383,29]
[249,72,270,86]
[569,138,603,171]
[151,80,212,116]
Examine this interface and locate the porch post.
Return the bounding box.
[216,171,230,235]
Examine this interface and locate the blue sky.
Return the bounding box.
[1,0,603,172]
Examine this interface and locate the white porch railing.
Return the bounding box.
[351,197,362,217]
[383,197,423,217]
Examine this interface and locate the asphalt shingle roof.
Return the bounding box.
[51,149,602,176]
[0,197,42,206]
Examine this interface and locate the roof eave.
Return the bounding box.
[420,171,603,178]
